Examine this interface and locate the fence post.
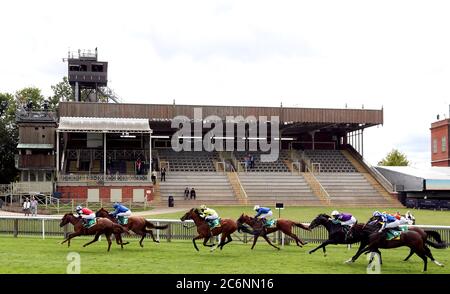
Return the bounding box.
[42,218,45,240]
[156,221,160,242]
[13,218,18,237]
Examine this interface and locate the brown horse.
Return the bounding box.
[180,208,238,251]
[96,208,169,248]
[59,213,126,252]
[237,214,310,250]
[360,221,446,272]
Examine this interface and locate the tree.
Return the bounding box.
[0,92,18,184]
[15,87,45,110]
[50,76,73,108]
[378,149,410,166]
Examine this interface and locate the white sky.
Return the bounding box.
[1,0,450,167]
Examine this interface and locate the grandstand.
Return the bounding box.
[13,101,402,208]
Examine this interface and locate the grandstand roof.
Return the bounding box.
[57,117,151,133]
[376,166,450,191]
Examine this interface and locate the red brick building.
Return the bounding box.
[430,119,450,166]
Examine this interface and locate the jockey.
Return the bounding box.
[199,205,219,235]
[199,205,219,224]
[110,202,132,225]
[330,210,357,240]
[254,205,273,226]
[373,211,401,233]
[75,205,95,227]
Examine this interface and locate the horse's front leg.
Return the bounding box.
[251,234,260,249]
[192,235,203,251]
[61,232,81,247]
[309,239,333,256]
[262,234,280,250]
[202,236,214,248]
[83,232,101,248]
[347,241,367,263]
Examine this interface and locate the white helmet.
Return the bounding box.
[331,210,339,217]
[76,205,82,212]
[373,211,382,217]
[254,205,260,211]
[199,204,207,210]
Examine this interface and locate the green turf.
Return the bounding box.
[144,206,450,225]
[0,236,448,274]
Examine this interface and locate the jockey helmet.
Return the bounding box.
[200,204,207,211]
[373,211,382,217]
[113,202,120,209]
[76,205,82,212]
[331,210,339,217]
[254,205,260,211]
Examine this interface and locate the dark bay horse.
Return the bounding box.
[96,208,169,248]
[180,208,238,251]
[59,213,126,251]
[308,214,377,262]
[355,219,446,271]
[236,214,310,250]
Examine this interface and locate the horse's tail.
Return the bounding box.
[145,220,169,230]
[294,222,310,231]
[425,230,448,249]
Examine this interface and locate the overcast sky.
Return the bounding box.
[1,0,450,167]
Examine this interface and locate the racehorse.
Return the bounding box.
[236,214,310,250]
[180,208,238,251]
[96,208,169,248]
[357,219,446,272]
[308,214,379,262]
[59,213,127,252]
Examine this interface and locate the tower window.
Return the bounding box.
[442,136,447,152]
[433,139,438,154]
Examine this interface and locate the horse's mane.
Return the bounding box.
[318,213,331,219]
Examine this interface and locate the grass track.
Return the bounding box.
[1,236,449,274]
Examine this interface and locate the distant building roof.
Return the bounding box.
[57,117,151,133]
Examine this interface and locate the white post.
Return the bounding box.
[156,221,160,242]
[56,131,60,179]
[42,218,45,240]
[103,132,107,178]
[281,232,285,247]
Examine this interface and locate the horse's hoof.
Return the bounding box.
[303,241,309,245]
[324,253,327,257]
[154,240,160,243]
[309,251,313,254]
[344,259,354,264]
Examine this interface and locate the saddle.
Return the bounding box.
[117,216,128,225]
[207,218,221,229]
[263,219,276,228]
[83,218,97,229]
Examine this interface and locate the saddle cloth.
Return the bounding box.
[386,225,409,241]
[84,218,97,229]
[207,218,221,229]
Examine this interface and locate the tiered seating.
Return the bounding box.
[158,149,219,172]
[316,173,391,206]
[238,173,320,205]
[159,172,236,204]
[234,150,290,172]
[303,150,357,172]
